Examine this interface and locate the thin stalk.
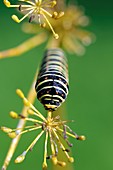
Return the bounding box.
[0,32,47,59]
[2,69,38,170]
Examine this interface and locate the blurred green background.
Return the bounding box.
[0,0,113,170]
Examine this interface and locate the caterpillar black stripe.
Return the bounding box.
[35,48,69,111]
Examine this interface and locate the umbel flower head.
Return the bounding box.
[0,2,95,59]
[1,89,85,169]
[22,4,95,55]
[3,0,64,39]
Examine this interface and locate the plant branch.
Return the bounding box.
[0,32,47,59]
[2,69,38,170]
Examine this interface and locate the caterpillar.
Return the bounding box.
[35,48,69,111]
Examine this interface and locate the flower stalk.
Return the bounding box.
[1,69,38,170]
[0,32,47,59]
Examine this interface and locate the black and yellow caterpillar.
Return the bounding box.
[35,48,69,111]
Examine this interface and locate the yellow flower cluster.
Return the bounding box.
[1,89,85,169]
[4,0,64,39]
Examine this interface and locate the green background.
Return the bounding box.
[0,0,113,170]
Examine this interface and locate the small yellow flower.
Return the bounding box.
[3,0,64,39]
[1,89,85,169]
